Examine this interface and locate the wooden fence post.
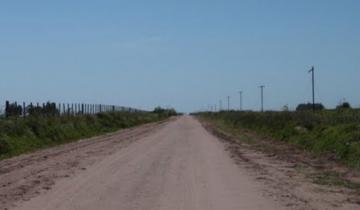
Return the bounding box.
[23,102,26,117]
[5,101,9,118]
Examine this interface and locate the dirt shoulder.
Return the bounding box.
[198,117,360,210]
[0,119,171,210]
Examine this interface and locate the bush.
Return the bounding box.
[0,136,10,154]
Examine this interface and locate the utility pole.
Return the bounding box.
[219,100,223,111]
[308,66,315,112]
[259,85,265,112]
[227,96,230,111]
[238,91,243,111]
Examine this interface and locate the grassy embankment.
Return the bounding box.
[197,110,360,168]
[0,111,172,159]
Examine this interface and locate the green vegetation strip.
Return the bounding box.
[0,111,172,160]
[197,110,360,168]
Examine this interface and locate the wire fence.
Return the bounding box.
[2,100,142,118]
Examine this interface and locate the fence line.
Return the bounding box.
[3,100,142,118]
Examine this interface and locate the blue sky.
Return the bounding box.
[0,0,359,112]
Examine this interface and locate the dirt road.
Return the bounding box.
[1,116,356,210]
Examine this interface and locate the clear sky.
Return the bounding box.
[0,0,359,112]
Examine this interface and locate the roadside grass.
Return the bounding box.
[197,110,360,169]
[207,118,254,143]
[197,111,360,193]
[0,111,170,160]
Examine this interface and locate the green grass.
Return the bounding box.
[197,110,360,168]
[0,111,170,159]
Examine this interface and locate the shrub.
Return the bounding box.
[0,136,10,154]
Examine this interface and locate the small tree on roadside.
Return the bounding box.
[336,102,352,110]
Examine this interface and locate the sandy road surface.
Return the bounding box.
[1,116,287,210]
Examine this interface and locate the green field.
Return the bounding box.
[197,110,360,168]
[0,111,172,159]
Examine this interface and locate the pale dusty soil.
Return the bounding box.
[0,116,358,210]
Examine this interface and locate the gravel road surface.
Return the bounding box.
[0,116,299,209]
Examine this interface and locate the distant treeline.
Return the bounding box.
[0,103,179,159]
[295,102,352,111]
[296,103,325,111]
[4,101,143,118]
[153,106,178,117]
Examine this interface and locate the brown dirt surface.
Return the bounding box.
[1,116,359,210]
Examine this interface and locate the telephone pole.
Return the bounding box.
[259,85,265,112]
[227,96,230,111]
[238,91,243,111]
[308,66,315,112]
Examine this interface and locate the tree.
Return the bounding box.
[153,107,177,117]
[336,102,351,110]
[28,102,59,116]
[296,103,325,111]
[5,101,22,117]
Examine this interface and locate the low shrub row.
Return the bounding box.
[197,110,360,168]
[0,111,170,159]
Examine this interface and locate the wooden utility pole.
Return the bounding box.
[238,91,243,111]
[309,66,315,112]
[259,86,265,112]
